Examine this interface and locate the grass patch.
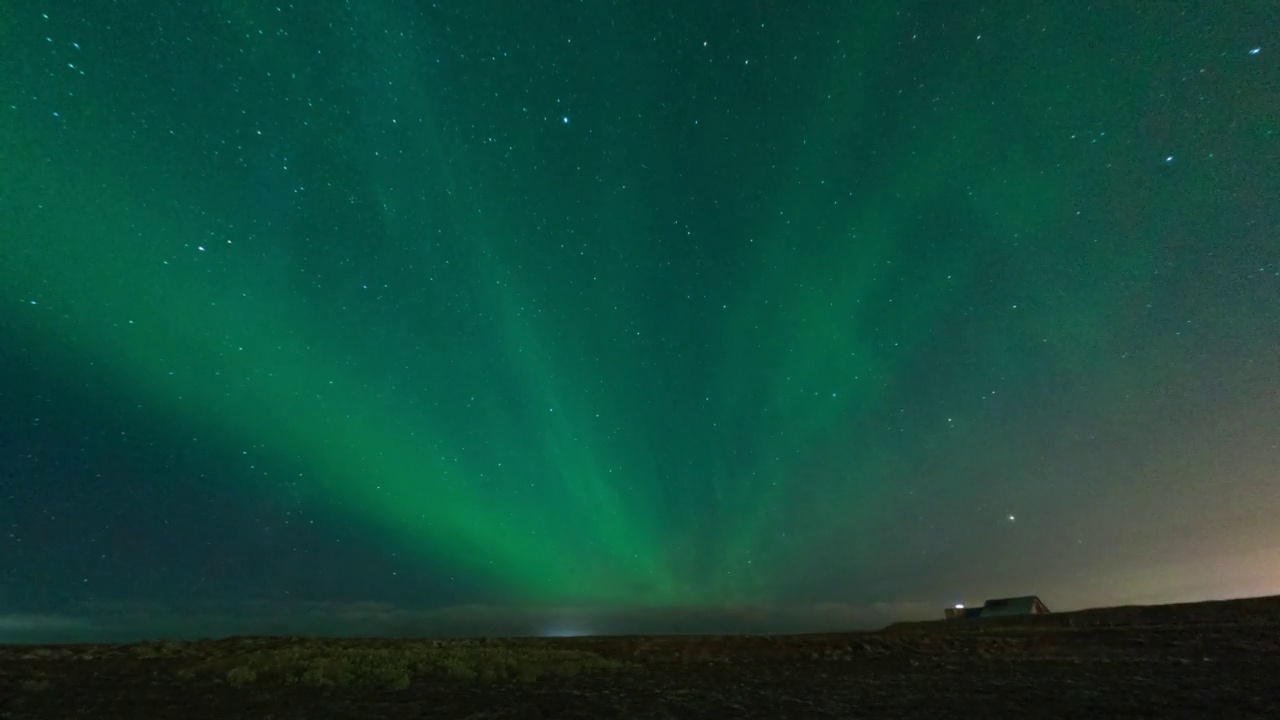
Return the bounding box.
[131,640,193,659]
[188,640,623,690]
[19,678,53,692]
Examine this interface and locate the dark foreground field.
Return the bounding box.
[2,596,1278,719]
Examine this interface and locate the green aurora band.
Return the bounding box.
[4,2,1267,612]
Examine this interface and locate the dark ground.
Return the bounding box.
[2,596,1278,719]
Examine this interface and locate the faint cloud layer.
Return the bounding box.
[0,613,92,633]
[0,599,939,644]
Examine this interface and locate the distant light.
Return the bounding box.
[1008,515,1016,521]
[1249,47,1261,55]
[955,603,965,609]
[1165,155,1174,163]
[562,116,570,124]
[541,627,588,637]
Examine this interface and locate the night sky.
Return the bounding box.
[2,2,1278,642]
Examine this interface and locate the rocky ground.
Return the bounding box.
[2,596,1278,719]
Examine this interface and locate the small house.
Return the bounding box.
[980,595,1051,617]
[944,595,1050,619]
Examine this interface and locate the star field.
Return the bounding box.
[1,2,1278,640]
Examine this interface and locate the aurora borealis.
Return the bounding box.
[2,2,1278,641]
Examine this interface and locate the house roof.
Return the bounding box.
[981,595,1050,616]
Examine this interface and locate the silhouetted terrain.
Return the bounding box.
[2,595,1278,719]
